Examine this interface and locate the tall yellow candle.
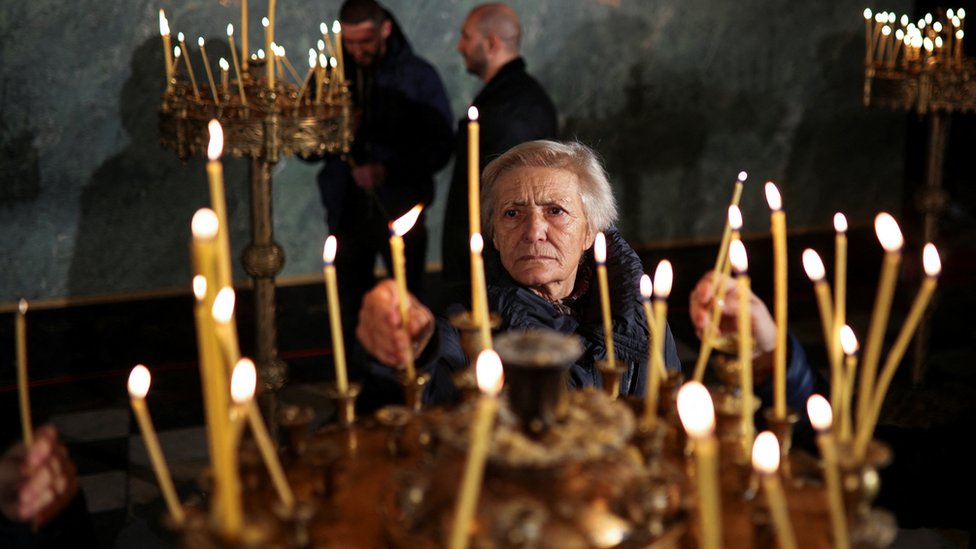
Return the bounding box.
[639,274,657,343]
[297,51,315,106]
[693,203,743,382]
[838,326,859,443]
[807,395,850,549]
[467,107,481,237]
[219,58,229,93]
[241,0,249,72]
[177,33,200,100]
[262,16,274,89]
[15,298,33,448]
[322,235,349,393]
[449,350,504,549]
[677,382,722,549]
[864,9,874,64]
[856,213,903,452]
[802,249,839,410]
[206,120,233,290]
[856,244,940,458]
[227,25,248,106]
[765,182,788,419]
[198,38,220,105]
[752,431,799,549]
[389,204,424,381]
[729,240,754,459]
[644,260,672,427]
[159,10,173,92]
[267,0,276,84]
[333,21,344,81]
[128,365,186,526]
[832,213,847,403]
[594,232,615,367]
[470,233,491,350]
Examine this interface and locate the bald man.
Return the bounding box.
[439,3,558,302]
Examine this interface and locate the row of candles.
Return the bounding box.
[863,8,967,67]
[159,6,346,106]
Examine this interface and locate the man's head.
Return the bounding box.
[339,0,393,68]
[457,3,521,82]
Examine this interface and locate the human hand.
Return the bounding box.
[689,270,777,356]
[356,279,435,367]
[0,425,78,527]
[351,163,387,190]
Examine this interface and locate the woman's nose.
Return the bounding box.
[522,210,547,241]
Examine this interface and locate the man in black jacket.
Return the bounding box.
[439,3,558,305]
[316,0,453,339]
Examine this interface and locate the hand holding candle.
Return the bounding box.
[128,365,185,525]
[322,235,349,393]
[752,431,799,549]
[807,395,849,549]
[677,382,722,549]
[449,350,504,549]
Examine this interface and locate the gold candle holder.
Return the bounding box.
[375,405,413,457]
[278,404,315,457]
[449,311,502,402]
[762,407,799,482]
[596,359,627,400]
[397,370,431,412]
[836,439,897,548]
[323,382,362,427]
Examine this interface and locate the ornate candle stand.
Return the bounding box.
[863,30,974,384]
[160,69,351,406]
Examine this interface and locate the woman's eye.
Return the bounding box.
[548,206,565,216]
[503,209,519,218]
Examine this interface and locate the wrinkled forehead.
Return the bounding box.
[493,167,583,207]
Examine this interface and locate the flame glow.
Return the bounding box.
[802,249,826,281]
[834,212,848,233]
[192,275,207,301]
[391,204,424,237]
[764,182,782,211]
[191,209,219,239]
[728,205,743,231]
[840,325,858,355]
[923,243,941,277]
[653,260,673,298]
[874,213,904,252]
[470,233,484,254]
[128,364,151,399]
[227,23,234,37]
[729,239,748,273]
[594,232,607,264]
[468,106,479,122]
[476,350,504,396]
[806,394,833,431]
[323,235,337,263]
[752,431,780,474]
[159,10,170,36]
[639,274,652,300]
[207,119,223,161]
[230,358,257,404]
[212,287,236,324]
[333,20,341,33]
[676,381,715,438]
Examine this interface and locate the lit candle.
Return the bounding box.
[229,358,256,440]
[864,8,874,64]
[198,37,220,105]
[333,21,344,81]
[832,213,847,399]
[956,30,964,64]
[240,0,249,72]
[219,58,229,92]
[467,107,481,237]
[389,204,424,381]
[470,233,491,351]
[159,10,173,92]
[594,232,615,367]
[677,382,722,549]
[802,249,839,410]
[807,395,850,549]
[644,260,672,428]
[206,120,233,289]
[765,182,788,419]
[752,431,799,549]
[877,25,891,64]
[15,298,33,448]
[856,244,940,459]
[320,22,337,59]
[838,326,859,442]
[328,56,338,97]
[693,202,743,382]
[891,28,905,66]
[128,365,186,525]
[177,33,200,100]
[297,49,314,106]
[871,13,886,65]
[855,213,903,456]
[172,47,182,82]
[639,274,656,342]
[262,17,273,89]
[276,44,302,84]
[449,350,504,549]
[318,53,329,103]
[322,235,349,393]
[729,240,754,459]
[226,25,248,106]
[212,287,242,373]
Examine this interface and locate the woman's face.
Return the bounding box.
[491,167,594,301]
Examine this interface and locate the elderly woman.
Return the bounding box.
[356,140,680,406]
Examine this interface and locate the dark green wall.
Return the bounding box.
[0,0,908,302]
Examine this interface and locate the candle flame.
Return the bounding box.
[887,12,895,24]
[934,21,943,33]
[262,17,269,28]
[319,53,328,67]
[317,39,325,51]
[960,8,967,19]
[728,205,743,231]
[128,364,151,399]
[230,358,257,404]
[918,19,926,30]
[159,9,170,36]
[882,25,891,36]
[593,232,607,263]
[191,208,219,239]
[875,13,885,23]
[922,243,941,277]
[957,29,964,40]
[913,34,924,48]
[330,57,337,68]
[840,325,859,355]
[258,49,265,59]
[863,8,872,20]
[925,13,933,24]
[227,23,234,37]
[219,58,229,71]
[806,394,833,431]
[17,298,28,315]
[729,240,748,273]
[192,275,207,301]
[737,170,748,182]
[901,14,909,26]
[174,46,181,59]
[320,22,328,34]
[309,54,316,69]
[948,9,954,19]
[764,181,782,211]
[874,213,904,252]
[391,204,423,237]
[178,31,185,42]
[323,235,337,263]
[212,287,236,324]
[207,119,224,161]
[476,349,504,396]
[751,431,780,474]
[936,36,944,48]
[833,212,848,233]
[468,106,479,122]
[198,36,205,47]
[802,249,826,281]
[639,274,653,300]
[653,260,673,298]
[676,381,715,438]
[470,233,484,254]
[896,28,905,40]
[333,20,341,33]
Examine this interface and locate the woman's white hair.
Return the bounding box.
[480,140,618,240]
